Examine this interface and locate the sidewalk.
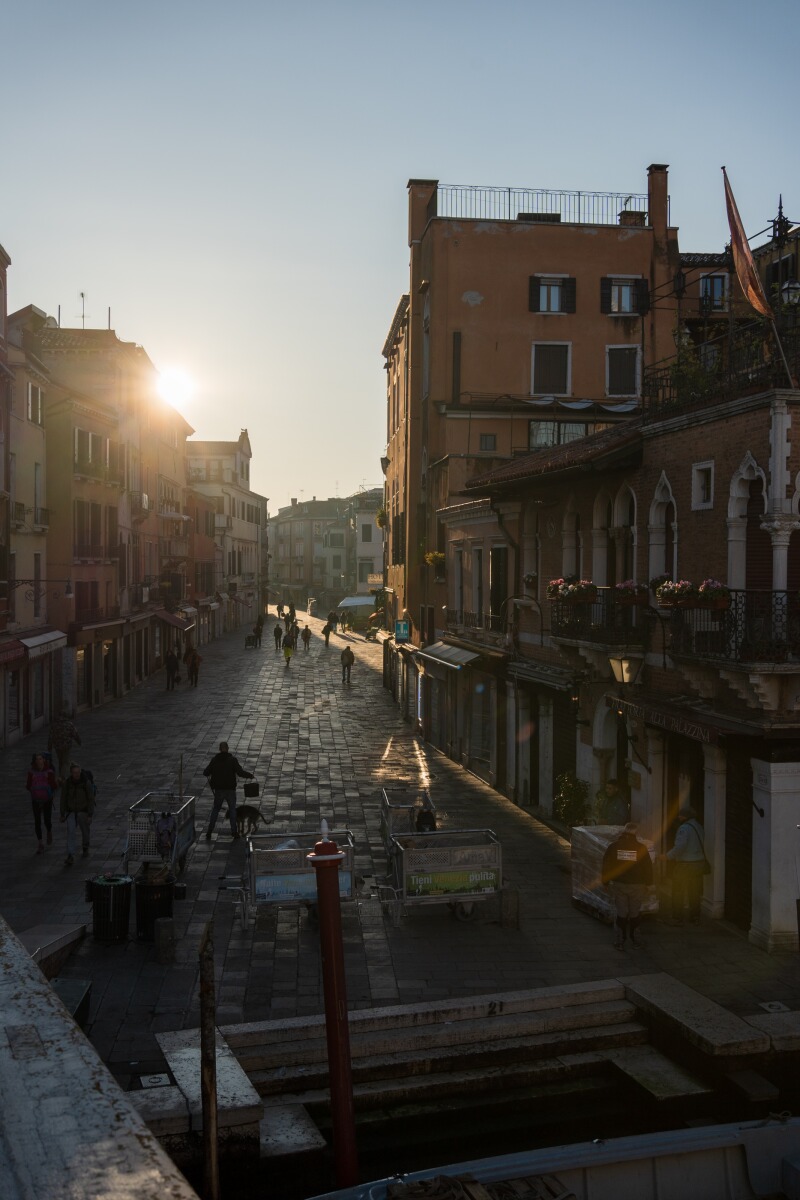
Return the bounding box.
[1,611,799,1091]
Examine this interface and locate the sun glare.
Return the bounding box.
[157,367,195,410]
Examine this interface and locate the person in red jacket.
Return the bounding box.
[27,752,57,855]
[601,822,654,950]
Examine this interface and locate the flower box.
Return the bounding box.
[616,592,650,608]
[656,580,698,608]
[696,595,731,611]
[697,579,731,610]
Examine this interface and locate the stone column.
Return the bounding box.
[702,744,726,919]
[538,696,554,814]
[750,758,800,952]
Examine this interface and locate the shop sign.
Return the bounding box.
[395,619,410,644]
[405,867,500,896]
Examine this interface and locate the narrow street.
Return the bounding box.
[2,611,799,1092]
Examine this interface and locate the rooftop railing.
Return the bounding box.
[434,185,652,227]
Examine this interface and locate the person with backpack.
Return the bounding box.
[27,752,57,855]
[282,632,294,668]
[60,762,97,866]
[321,622,332,647]
[48,708,82,778]
[341,645,355,684]
[664,806,707,926]
[273,622,283,651]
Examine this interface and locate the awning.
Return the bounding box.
[155,608,195,632]
[20,630,68,660]
[507,661,574,691]
[179,605,198,617]
[0,638,27,666]
[160,510,191,522]
[217,592,230,602]
[415,641,480,670]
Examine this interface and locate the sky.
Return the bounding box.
[3,0,797,512]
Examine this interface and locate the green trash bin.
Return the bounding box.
[135,868,175,942]
[88,874,133,943]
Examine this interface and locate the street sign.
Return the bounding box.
[395,619,410,643]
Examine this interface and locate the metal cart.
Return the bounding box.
[229,828,356,928]
[380,828,502,926]
[570,824,659,922]
[123,791,197,876]
[379,787,437,858]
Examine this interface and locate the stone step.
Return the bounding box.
[221,978,627,1050]
[263,1051,619,1115]
[260,1104,327,1160]
[16,923,86,980]
[234,998,639,1074]
[155,1029,263,1132]
[249,1021,649,1097]
[621,973,770,1057]
[606,1045,713,1102]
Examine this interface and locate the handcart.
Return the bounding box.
[380,828,502,926]
[379,787,437,859]
[123,791,197,876]
[570,824,659,922]
[229,828,356,929]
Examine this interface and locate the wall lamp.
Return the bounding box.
[608,651,644,687]
[570,678,591,727]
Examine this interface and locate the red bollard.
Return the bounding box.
[308,832,359,1187]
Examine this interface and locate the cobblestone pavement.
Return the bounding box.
[2,611,799,1088]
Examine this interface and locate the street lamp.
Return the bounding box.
[608,651,644,687]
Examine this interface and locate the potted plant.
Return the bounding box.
[424,550,446,574]
[697,579,732,610]
[523,572,537,589]
[375,506,388,529]
[649,573,672,596]
[546,577,568,600]
[655,579,699,608]
[614,580,650,608]
[558,578,598,603]
[553,771,590,827]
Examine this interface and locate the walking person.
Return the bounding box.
[341,645,355,684]
[187,648,202,687]
[602,822,654,949]
[27,752,57,855]
[202,741,254,841]
[283,633,294,668]
[253,622,262,648]
[664,806,707,926]
[301,624,312,651]
[291,621,300,649]
[165,647,179,691]
[273,622,283,651]
[322,622,332,648]
[60,762,96,866]
[48,708,82,780]
[328,610,338,635]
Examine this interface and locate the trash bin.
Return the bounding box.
[135,868,175,942]
[87,874,133,943]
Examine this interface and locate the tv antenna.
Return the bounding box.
[77,291,88,329]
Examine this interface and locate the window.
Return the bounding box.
[606,346,640,396]
[33,553,41,619]
[692,462,714,510]
[361,523,372,543]
[332,554,342,569]
[700,274,728,312]
[358,561,371,583]
[601,277,649,315]
[479,433,497,452]
[529,421,587,449]
[531,342,570,395]
[27,383,44,425]
[528,276,576,314]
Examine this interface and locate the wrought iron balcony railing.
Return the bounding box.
[664,589,800,665]
[550,588,649,647]
[434,184,652,227]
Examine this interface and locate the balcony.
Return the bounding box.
[446,610,507,636]
[643,320,800,422]
[130,492,151,520]
[73,543,106,560]
[11,502,26,526]
[215,515,232,531]
[73,457,105,481]
[74,605,121,626]
[159,537,189,561]
[434,184,652,227]
[664,589,800,666]
[34,507,49,527]
[550,589,648,648]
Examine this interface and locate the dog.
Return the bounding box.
[236,805,267,836]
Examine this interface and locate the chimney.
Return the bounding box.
[647,164,669,236]
[407,178,439,246]
[291,497,297,506]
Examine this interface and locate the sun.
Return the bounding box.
[157,367,195,410]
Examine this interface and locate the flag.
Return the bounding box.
[723,168,772,320]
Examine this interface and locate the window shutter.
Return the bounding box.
[600,278,612,313]
[635,279,650,315]
[563,278,576,313]
[528,277,541,313]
